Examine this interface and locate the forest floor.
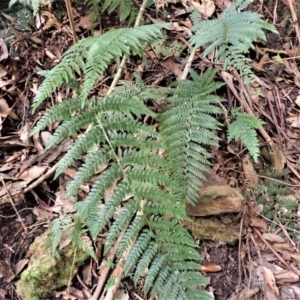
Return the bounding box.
[1,0,300,299]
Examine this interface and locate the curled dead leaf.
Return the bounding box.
[242,155,259,187]
[201,262,222,273]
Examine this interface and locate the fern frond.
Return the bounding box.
[105,199,140,251]
[30,97,83,136]
[228,110,265,161]
[190,0,277,82]
[32,23,168,111]
[85,0,138,24]
[133,241,159,284]
[160,68,224,204]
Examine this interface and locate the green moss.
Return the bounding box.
[16,231,89,300]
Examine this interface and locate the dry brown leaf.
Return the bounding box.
[261,266,279,295]
[0,64,7,77]
[272,242,294,252]
[237,287,260,299]
[0,39,8,61]
[291,253,300,263]
[251,216,268,231]
[0,98,9,117]
[19,123,31,145]
[184,0,215,18]
[18,166,47,182]
[286,116,300,128]
[40,131,52,147]
[263,233,286,243]
[33,207,55,222]
[262,143,285,173]
[75,14,91,31]
[13,259,29,276]
[160,58,183,79]
[242,155,259,187]
[53,191,76,214]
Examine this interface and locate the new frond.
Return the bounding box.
[228,110,265,161]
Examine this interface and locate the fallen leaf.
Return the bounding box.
[18,166,47,182]
[201,262,222,273]
[242,155,259,187]
[251,216,268,231]
[291,253,300,263]
[13,259,29,276]
[263,233,286,243]
[261,266,279,295]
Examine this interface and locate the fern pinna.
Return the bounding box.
[31,23,219,299]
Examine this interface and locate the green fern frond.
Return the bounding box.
[160,68,224,204]
[32,23,168,111]
[228,109,265,161]
[49,216,64,255]
[133,241,159,284]
[30,97,84,136]
[84,0,138,24]
[190,0,277,82]
[11,0,42,14]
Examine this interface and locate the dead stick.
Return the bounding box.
[0,177,27,232]
[254,228,294,272]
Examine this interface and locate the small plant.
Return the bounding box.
[248,169,299,241]
[190,0,277,82]
[228,109,265,162]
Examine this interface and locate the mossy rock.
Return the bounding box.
[16,230,89,300]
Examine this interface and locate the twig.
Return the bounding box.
[180,49,195,81]
[23,162,59,193]
[64,0,77,44]
[284,0,300,44]
[89,230,125,300]
[254,227,295,272]
[107,0,149,94]
[0,177,27,232]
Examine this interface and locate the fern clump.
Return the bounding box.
[227,109,265,162]
[190,0,277,82]
[32,75,214,299]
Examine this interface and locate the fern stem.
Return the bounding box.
[90,228,126,300]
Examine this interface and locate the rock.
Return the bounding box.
[181,216,241,245]
[16,230,89,300]
[185,168,244,216]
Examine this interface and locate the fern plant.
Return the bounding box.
[32,76,217,299]
[84,0,138,24]
[30,21,221,298]
[29,0,276,297]
[190,0,277,82]
[227,109,265,162]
